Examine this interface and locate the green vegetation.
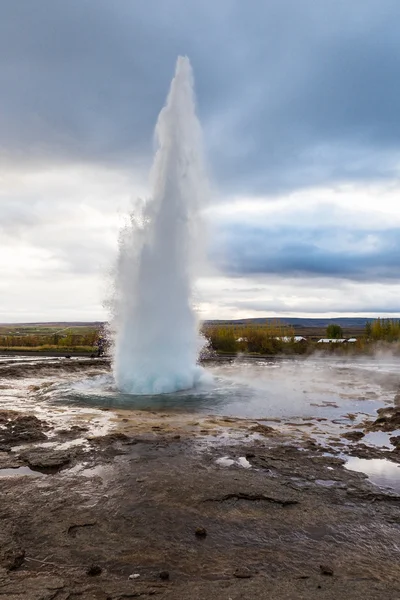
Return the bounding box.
[0,325,101,354]
[2,318,400,357]
[326,323,343,339]
[365,318,400,341]
[202,320,309,356]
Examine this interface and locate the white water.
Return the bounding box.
[111,56,208,395]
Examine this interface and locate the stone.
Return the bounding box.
[195,527,207,538]
[159,570,170,580]
[320,564,334,576]
[86,564,102,576]
[0,542,25,571]
[250,424,275,436]
[22,449,71,472]
[389,435,400,448]
[367,407,400,432]
[341,431,365,441]
[234,567,253,579]
[0,411,48,446]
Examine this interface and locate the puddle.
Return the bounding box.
[344,457,400,492]
[362,430,397,450]
[13,437,91,453]
[0,466,45,477]
[215,456,252,469]
[64,463,107,478]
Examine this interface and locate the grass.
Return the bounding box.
[0,345,96,354]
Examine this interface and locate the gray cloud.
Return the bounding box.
[1,0,400,192]
[212,224,400,281]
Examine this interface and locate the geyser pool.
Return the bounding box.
[111,56,208,395]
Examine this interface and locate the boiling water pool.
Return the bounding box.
[38,356,398,423]
[1,355,400,492]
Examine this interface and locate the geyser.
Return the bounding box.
[112,56,208,395]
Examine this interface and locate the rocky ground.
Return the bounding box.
[0,359,399,599]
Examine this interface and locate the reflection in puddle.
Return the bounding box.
[344,457,400,492]
[0,466,45,477]
[362,430,397,449]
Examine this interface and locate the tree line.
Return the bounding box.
[202,321,308,355]
[365,318,400,341]
[0,330,99,351]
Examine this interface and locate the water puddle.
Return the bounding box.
[215,456,252,469]
[0,466,45,477]
[344,457,400,492]
[362,430,397,449]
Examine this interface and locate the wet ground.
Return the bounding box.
[0,355,399,599]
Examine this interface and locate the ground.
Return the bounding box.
[0,358,399,600]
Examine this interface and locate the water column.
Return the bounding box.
[112,56,208,394]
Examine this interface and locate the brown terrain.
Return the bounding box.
[0,357,399,600]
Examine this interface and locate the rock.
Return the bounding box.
[367,407,400,432]
[195,527,207,538]
[67,521,97,537]
[89,432,129,445]
[346,413,357,421]
[341,431,365,441]
[234,567,253,578]
[86,564,102,576]
[0,411,48,446]
[250,424,275,436]
[320,564,334,576]
[389,435,400,448]
[22,449,71,472]
[0,537,25,571]
[58,425,89,437]
[159,570,170,580]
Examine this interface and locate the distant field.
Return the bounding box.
[0,323,102,354]
[0,319,372,355]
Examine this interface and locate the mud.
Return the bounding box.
[0,358,399,599]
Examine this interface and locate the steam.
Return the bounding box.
[111,56,208,395]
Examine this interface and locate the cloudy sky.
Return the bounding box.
[2,0,400,322]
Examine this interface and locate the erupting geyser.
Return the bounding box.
[112,56,208,395]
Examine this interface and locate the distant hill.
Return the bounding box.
[204,317,373,329]
[0,317,380,329]
[0,322,104,327]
